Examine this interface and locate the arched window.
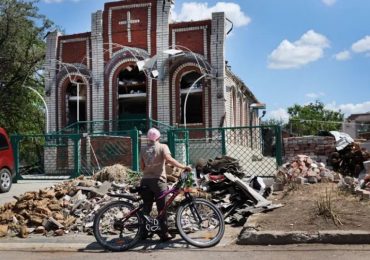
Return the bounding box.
[117,65,147,122]
[180,71,203,124]
[66,79,86,125]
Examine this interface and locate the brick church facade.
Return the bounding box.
[44,0,261,133]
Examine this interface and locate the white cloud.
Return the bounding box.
[171,2,251,28]
[325,101,370,116]
[351,35,370,54]
[268,30,330,69]
[268,108,290,123]
[334,50,351,61]
[322,0,337,6]
[305,92,325,99]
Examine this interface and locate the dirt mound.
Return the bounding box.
[252,183,370,232]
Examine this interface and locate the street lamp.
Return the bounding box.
[183,74,207,128]
[0,81,49,133]
[25,86,49,133]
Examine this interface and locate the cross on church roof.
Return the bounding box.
[119,11,140,43]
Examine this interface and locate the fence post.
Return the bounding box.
[167,129,176,158]
[275,125,283,166]
[71,134,81,179]
[10,135,23,183]
[130,129,139,171]
[221,128,226,155]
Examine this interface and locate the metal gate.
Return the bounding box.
[10,130,140,181]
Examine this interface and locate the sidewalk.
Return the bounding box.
[0,226,241,252]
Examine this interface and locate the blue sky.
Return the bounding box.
[37,0,370,121]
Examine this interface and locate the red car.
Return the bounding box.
[0,127,15,193]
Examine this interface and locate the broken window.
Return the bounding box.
[117,65,147,122]
[180,71,203,124]
[66,80,86,125]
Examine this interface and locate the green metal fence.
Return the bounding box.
[11,129,140,181]
[167,125,282,177]
[11,122,282,181]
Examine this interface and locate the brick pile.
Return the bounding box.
[0,164,141,238]
[283,136,336,163]
[276,155,339,186]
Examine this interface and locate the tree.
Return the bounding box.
[0,0,54,134]
[287,100,344,136]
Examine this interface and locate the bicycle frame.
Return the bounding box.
[120,184,201,230]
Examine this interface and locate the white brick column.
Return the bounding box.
[156,0,172,124]
[91,11,105,125]
[45,31,61,133]
[210,12,226,128]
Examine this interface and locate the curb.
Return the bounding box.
[0,243,93,252]
[237,230,370,245]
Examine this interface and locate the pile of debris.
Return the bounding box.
[329,142,370,177]
[338,160,370,199]
[195,156,279,226]
[276,154,338,185]
[0,165,141,238]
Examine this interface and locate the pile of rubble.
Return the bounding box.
[0,164,141,238]
[338,160,370,200]
[329,142,370,177]
[276,154,339,185]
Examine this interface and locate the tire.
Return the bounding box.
[93,200,143,252]
[0,168,12,193]
[176,198,225,248]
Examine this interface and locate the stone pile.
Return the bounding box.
[0,164,141,238]
[276,154,338,185]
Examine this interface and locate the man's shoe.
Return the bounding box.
[160,232,175,242]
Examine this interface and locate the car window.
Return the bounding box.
[0,133,9,150]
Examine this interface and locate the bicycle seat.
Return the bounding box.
[108,193,141,202]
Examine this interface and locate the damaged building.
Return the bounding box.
[40,0,269,176]
[44,0,260,132]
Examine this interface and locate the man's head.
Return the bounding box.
[147,128,161,142]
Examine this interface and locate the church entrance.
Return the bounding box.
[117,64,147,129]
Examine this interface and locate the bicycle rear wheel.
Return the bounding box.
[93,200,143,252]
[176,198,225,248]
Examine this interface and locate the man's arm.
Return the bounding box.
[164,153,192,172]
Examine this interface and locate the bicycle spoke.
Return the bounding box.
[176,198,225,247]
[93,201,143,252]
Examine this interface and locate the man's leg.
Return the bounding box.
[153,179,173,241]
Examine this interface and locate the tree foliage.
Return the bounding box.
[0,0,54,134]
[287,100,344,136]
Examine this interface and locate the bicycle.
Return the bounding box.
[93,172,225,251]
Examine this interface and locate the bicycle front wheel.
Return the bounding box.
[93,200,143,252]
[176,198,225,248]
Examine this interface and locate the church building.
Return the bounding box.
[44,0,262,133]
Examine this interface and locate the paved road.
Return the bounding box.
[1,244,370,260]
[0,180,63,205]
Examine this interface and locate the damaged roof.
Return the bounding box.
[226,68,259,103]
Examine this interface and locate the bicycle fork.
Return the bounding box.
[185,193,203,225]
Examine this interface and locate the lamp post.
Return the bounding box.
[183,74,207,129]
[25,86,49,134]
[0,81,49,133]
